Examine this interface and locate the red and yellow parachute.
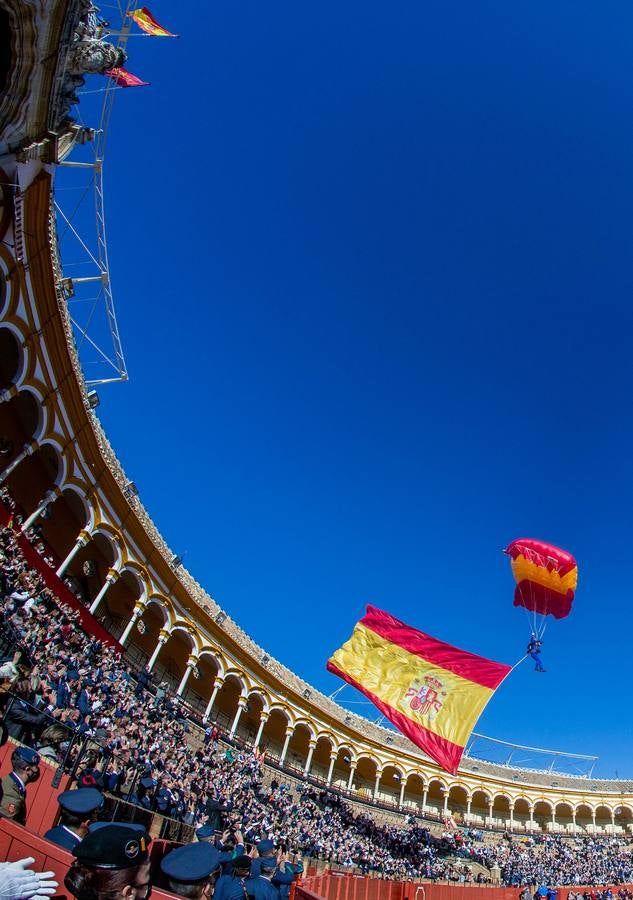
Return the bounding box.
[505,538,577,636]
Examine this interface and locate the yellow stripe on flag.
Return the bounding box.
[329,622,493,749]
[129,7,176,36]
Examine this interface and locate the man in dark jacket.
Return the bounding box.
[5,681,47,742]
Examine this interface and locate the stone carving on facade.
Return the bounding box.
[55,2,126,123]
[68,2,125,75]
[66,40,125,76]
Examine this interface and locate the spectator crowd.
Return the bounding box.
[2,491,633,889]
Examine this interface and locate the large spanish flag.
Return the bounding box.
[327,606,511,775]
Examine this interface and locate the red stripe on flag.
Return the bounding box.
[327,660,464,774]
[104,67,149,88]
[360,606,511,689]
[130,7,177,36]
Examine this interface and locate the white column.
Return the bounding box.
[488,801,493,827]
[0,440,36,484]
[177,655,199,696]
[466,797,472,824]
[373,770,382,800]
[399,780,406,807]
[229,697,248,737]
[528,805,535,830]
[326,753,336,786]
[572,810,577,834]
[443,792,449,816]
[551,808,556,831]
[279,727,293,765]
[202,677,224,722]
[421,788,428,816]
[591,810,596,833]
[56,530,90,578]
[90,568,119,614]
[347,762,357,790]
[120,602,146,646]
[253,711,269,749]
[303,740,316,776]
[21,487,61,531]
[147,630,170,671]
[509,802,514,831]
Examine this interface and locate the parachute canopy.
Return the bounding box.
[506,538,577,621]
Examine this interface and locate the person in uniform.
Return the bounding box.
[160,840,221,900]
[195,824,214,843]
[0,746,41,824]
[196,824,245,871]
[250,841,294,890]
[213,854,251,900]
[218,828,245,873]
[43,787,104,850]
[277,860,303,900]
[65,823,152,900]
[245,856,281,900]
[527,634,545,672]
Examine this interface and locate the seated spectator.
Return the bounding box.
[36,723,72,764]
[44,787,104,850]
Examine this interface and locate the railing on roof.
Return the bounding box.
[464,733,598,779]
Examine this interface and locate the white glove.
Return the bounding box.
[0,859,58,900]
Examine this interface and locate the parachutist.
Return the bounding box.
[527,635,545,672]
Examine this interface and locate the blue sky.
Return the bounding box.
[61,0,633,776]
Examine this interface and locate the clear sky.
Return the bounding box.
[60,0,633,776]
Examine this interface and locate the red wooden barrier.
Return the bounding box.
[299,875,519,900]
[299,874,633,900]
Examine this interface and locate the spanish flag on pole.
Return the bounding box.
[128,7,178,37]
[327,606,511,775]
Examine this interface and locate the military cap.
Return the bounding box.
[58,788,103,815]
[161,842,221,883]
[90,821,148,834]
[196,824,213,839]
[259,857,277,872]
[74,824,151,869]
[256,839,275,854]
[232,855,252,871]
[12,746,40,766]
